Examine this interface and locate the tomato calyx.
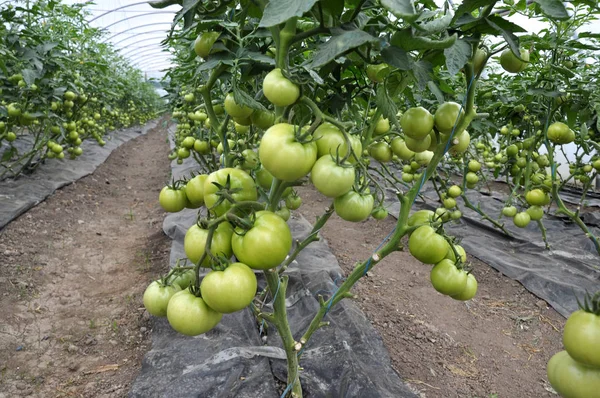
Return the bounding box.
[576,291,600,316]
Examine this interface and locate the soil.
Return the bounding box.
[296,185,566,398]
[0,121,172,398]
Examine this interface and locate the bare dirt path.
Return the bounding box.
[0,122,172,398]
[297,185,565,398]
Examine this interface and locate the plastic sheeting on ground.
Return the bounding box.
[381,180,600,318]
[0,120,158,230]
[129,125,416,398]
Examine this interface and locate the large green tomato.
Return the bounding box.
[203,168,257,215]
[400,107,434,140]
[314,123,362,163]
[414,150,433,166]
[200,262,257,313]
[547,122,575,144]
[333,190,374,222]
[374,117,390,135]
[547,350,600,398]
[525,189,549,206]
[259,123,318,181]
[500,48,529,73]
[408,226,449,264]
[390,137,414,161]
[430,259,468,296]
[194,32,220,58]
[451,273,478,301]
[143,281,181,317]
[526,205,544,221]
[434,102,464,135]
[445,244,466,263]
[311,155,355,198]
[185,174,208,206]
[263,68,300,107]
[563,310,600,368]
[159,186,187,213]
[184,221,234,266]
[171,269,196,290]
[448,130,470,155]
[368,142,393,163]
[224,93,254,119]
[407,210,435,229]
[167,290,222,336]
[513,212,531,228]
[405,135,431,153]
[256,166,274,190]
[232,211,292,270]
[250,110,275,130]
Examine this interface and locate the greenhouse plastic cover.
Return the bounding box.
[0,121,158,230]
[382,180,600,318]
[130,125,416,398]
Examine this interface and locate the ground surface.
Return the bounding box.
[297,185,566,398]
[0,121,568,398]
[0,122,171,398]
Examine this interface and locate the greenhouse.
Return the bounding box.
[1,0,599,397]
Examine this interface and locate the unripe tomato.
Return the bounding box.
[414,150,433,166]
[371,207,388,220]
[250,110,275,130]
[314,123,362,163]
[184,221,234,266]
[167,290,222,336]
[259,123,318,181]
[181,136,195,149]
[311,155,355,198]
[513,212,531,228]
[333,190,374,222]
[502,206,517,217]
[466,172,479,184]
[402,173,414,183]
[525,189,549,206]
[401,107,434,140]
[200,263,257,313]
[159,186,187,212]
[184,93,195,103]
[263,68,300,107]
[449,130,470,155]
[369,142,393,163]
[224,93,253,119]
[408,226,449,264]
[451,273,478,301]
[500,48,529,73]
[203,168,257,215]
[405,135,431,153]
[390,137,414,160]
[374,117,390,135]
[194,32,220,58]
[468,160,481,172]
[366,63,390,83]
[506,144,519,157]
[562,310,600,368]
[143,281,181,317]
[547,351,600,398]
[285,194,302,210]
[430,259,468,296]
[232,211,292,270]
[445,245,466,263]
[448,185,462,198]
[547,122,575,144]
[185,174,208,206]
[235,122,250,134]
[6,132,17,142]
[526,205,543,221]
[434,102,465,135]
[194,139,210,154]
[473,48,487,75]
[443,197,456,209]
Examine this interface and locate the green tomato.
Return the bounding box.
[414,150,433,166]
[285,194,302,210]
[401,106,434,140]
[224,93,254,119]
[547,350,600,398]
[6,132,17,142]
[235,122,250,134]
[200,262,257,313]
[525,189,549,206]
[159,186,187,213]
[500,48,529,73]
[181,136,195,149]
[443,197,456,209]
[203,168,257,215]
[407,210,435,229]
[185,174,208,206]
[314,122,362,162]
[371,207,388,220]
[333,190,374,222]
[449,130,470,155]
[390,137,414,161]
[402,173,414,183]
[250,110,275,130]
[171,269,196,290]
[409,226,449,264]
[184,221,234,266]
[194,31,221,58]
[448,185,462,198]
[468,160,481,172]
[526,205,544,221]
[374,117,391,135]
[502,206,517,217]
[232,211,292,270]
[430,259,468,296]
[263,68,300,107]
[563,310,600,368]
[473,48,487,75]
[194,139,210,154]
[143,281,181,317]
[366,63,390,83]
[445,245,467,263]
[7,103,21,118]
[275,206,291,221]
[513,212,531,228]
[466,172,479,185]
[167,290,222,336]
[451,273,478,301]
[434,102,464,135]
[404,135,431,153]
[259,123,318,182]
[369,142,393,163]
[547,122,575,144]
[311,155,355,198]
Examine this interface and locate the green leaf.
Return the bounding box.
[444,39,471,76]
[452,0,497,23]
[485,17,520,57]
[533,0,569,20]
[380,0,417,22]
[307,29,377,69]
[412,60,433,89]
[381,46,413,70]
[21,69,39,85]
[418,12,452,34]
[427,81,445,104]
[320,0,344,22]
[376,84,399,131]
[1,147,16,162]
[260,0,319,27]
[232,84,265,112]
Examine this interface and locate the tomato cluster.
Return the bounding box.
[547,293,600,398]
